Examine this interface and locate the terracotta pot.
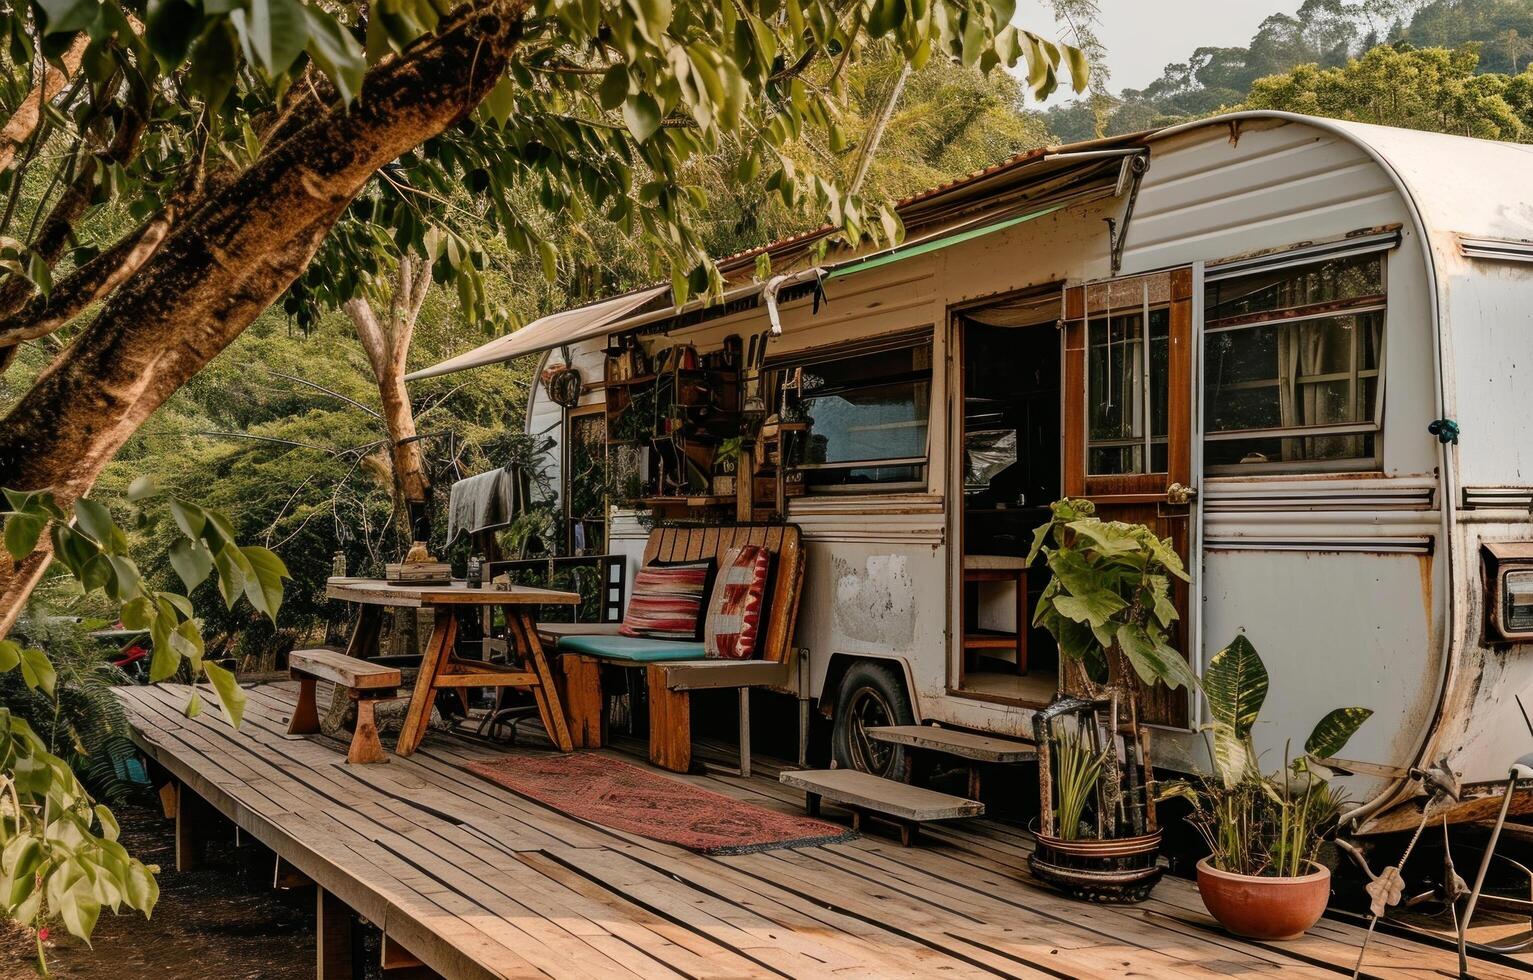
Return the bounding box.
[1196,857,1331,940]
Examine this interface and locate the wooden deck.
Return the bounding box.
[118,681,1533,980]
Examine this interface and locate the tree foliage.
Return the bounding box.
[1246,41,1533,139]
[0,485,288,967]
[1046,0,1533,141]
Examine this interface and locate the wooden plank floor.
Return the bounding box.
[117,681,1533,980]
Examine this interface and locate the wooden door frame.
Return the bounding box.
[563,402,608,555]
[1061,263,1205,731]
[943,284,1066,708]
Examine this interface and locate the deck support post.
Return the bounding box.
[316,887,354,980]
[174,782,205,872]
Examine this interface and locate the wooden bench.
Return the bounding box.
[780,769,984,846]
[288,648,402,765]
[869,724,1036,799]
[540,523,805,775]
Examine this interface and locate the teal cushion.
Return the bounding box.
[556,634,706,662]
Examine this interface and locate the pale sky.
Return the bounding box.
[1014,0,1306,96]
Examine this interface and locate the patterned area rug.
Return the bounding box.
[466,751,856,855]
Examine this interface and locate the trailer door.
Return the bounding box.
[1062,266,1197,728]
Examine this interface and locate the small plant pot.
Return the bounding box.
[1028,824,1165,904]
[1196,857,1331,940]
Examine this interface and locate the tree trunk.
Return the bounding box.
[344,254,433,545]
[0,0,529,639]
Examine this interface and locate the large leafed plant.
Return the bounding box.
[1026,497,1195,694]
[1161,634,1372,877]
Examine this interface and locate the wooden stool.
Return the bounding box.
[962,555,1028,674]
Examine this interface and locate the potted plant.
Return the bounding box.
[1026,497,1197,903]
[1160,634,1371,940]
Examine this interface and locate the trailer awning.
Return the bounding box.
[404,284,668,381]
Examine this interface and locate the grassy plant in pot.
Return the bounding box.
[1026,498,1196,903]
[1161,634,1372,940]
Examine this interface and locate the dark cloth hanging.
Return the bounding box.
[445,466,531,543]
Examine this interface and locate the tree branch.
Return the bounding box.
[0,34,89,173]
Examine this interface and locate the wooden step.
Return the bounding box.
[780,768,983,844]
[867,725,1036,764]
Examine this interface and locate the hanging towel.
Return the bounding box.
[446,466,529,543]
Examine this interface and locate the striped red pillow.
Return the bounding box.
[620,561,712,640]
[704,546,772,659]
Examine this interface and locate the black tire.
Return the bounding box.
[831,660,915,778]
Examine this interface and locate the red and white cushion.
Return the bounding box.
[620,561,711,640]
[704,546,772,659]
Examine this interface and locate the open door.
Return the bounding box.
[1062,267,1196,727]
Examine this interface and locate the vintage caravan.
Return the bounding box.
[413,110,1533,836]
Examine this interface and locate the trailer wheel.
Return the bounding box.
[831,660,914,779]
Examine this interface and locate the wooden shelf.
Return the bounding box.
[640,495,733,508]
[605,373,657,387]
[963,630,1023,650]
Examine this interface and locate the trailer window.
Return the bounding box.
[784,340,931,491]
[1203,252,1385,472]
[1087,306,1171,475]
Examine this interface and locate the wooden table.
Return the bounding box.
[325,577,580,755]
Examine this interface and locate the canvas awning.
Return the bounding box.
[404,284,668,381]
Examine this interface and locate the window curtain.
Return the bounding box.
[1276,320,1356,461]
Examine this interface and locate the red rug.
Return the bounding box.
[466,751,856,855]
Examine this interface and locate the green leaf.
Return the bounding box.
[0,639,19,672]
[94,805,120,842]
[599,64,630,110]
[73,497,123,551]
[1204,634,1267,740]
[1305,706,1373,759]
[3,512,43,559]
[36,0,100,34]
[59,877,100,943]
[305,8,365,104]
[168,538,214,591]
[236,0,310,74]
[203,661,246,728]
[1116,623,1194,691]
[145,0,200,67]
[1051,590,1126,628]
[213,543,251,609]
[148,631,179,684]
[120,595,154,630]
[126,476,159,502]
[1208,720,1253,790]
[184,688,203,718]
[239,546,288,620]
[171,619,205,666]
[169,498,206,539]
[482,76,516,127]
[622,93,661,142]
[18,648,55,697]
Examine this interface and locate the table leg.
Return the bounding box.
[397,606,455,756]
[344,604,383,659]
[510,612,574,752]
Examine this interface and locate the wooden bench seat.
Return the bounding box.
[288,648,402,765]
[540,523,805,776]
[780,768,984,846]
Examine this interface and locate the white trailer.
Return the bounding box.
[414,110,1533,834]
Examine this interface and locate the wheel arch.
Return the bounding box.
[818,652,923,722]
